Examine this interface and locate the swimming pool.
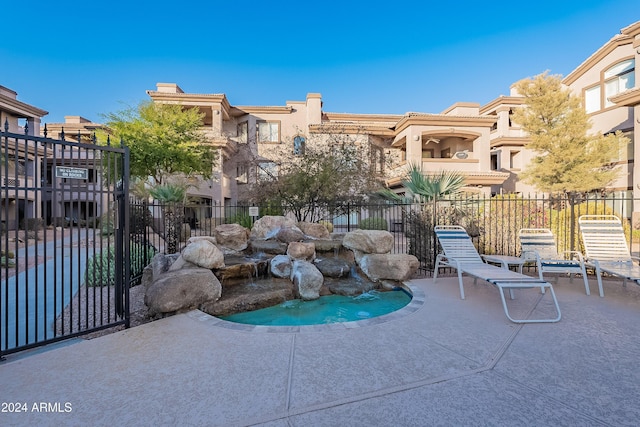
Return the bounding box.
[220,288,412,326]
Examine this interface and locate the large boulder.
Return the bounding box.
[250,215,298,240]
[358,254,420,282]
[287,241,316,261]
[276,226,305,243]
[270,254,292,278]
[250,239,288,255]
[187,236,217,245]
[314,257,352,278]
[291,260,324,300]
[310,238,343,253]
[141,253,180,290]
[144,268,222,314]
[342,230,394,254]
[214,223,249,252]
[182,238,225,269]
[298,222,330,239]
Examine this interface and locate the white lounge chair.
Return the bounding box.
[519,228,591,296]
[579,215,640,297]
[433,225,561,323]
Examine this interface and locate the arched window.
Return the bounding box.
[293,135,306,155]
[604,58,635,107]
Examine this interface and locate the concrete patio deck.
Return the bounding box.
[1,275,639,426]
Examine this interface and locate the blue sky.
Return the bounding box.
[2,1,638,124]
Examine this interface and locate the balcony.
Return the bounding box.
[421,158,480,172]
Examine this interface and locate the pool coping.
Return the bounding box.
[186,282,425,333]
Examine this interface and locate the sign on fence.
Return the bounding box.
[55,166,88,180]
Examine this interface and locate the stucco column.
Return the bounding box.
[27,117,41,136]
[406,132,422,167]
[632,104,640,226]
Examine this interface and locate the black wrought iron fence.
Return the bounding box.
[130,191,640,275]
[1,124,130,358]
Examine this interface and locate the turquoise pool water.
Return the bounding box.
[220,289,412,326]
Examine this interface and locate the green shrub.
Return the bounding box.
[130,204,152,236]
[1,256,15,268]
[84,242,157,287]
[477,194,549,256]
[550,201,628,254]
[319,220,334,233]
[359,217,388,230]
[99,210,116,236]
[226,212,253,228]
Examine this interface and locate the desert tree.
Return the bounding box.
[101,101,217,187]
[243,127,390,222]
[511,71,628,194]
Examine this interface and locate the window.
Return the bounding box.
[421,149,434,158]
[604,59,635,108]
[237,122,248,143]
[293,136,306,155]
[257,161,278,180]
[585,85,601,113]
[257,121,280,143]
[509,151,520,170]
[490,152,499,170]
[440,148,451,158]
[236,163,248,184]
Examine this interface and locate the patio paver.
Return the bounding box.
[1,275,638,426]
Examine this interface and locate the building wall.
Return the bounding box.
[145,21,639,206]
[0,86,48,227]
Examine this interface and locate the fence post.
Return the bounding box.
[569,192,576,253]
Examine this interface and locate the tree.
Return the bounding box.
[512,72,627,194]
[245,131,388,222]
[377,163,466,203]
[102,101,217,186]
[376,163,467,269]
[149,183,187,254]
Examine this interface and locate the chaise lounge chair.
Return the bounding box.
[433,225,561,323]
[518,228,591,296]
[579,215,640,297]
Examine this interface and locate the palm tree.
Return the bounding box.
[377,163,465,203]
[377,163,467,269]
[150,184,187,254]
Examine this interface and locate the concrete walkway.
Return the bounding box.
[1,230,94,349]
[1,275,639,426]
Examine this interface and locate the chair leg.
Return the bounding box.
[458,269,465,300]
[495,282,562,323]
[580,266,590,296]
[595,266,605,297]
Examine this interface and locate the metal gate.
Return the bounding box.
[1,122,130,359]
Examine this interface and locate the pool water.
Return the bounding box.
[220,289,412,326]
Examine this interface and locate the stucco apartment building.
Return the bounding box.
[147,21,639,216]
[3,20,639,227]
[0,88,112,227]
[0,85,47,228]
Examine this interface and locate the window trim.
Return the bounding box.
[237,121,248,143]
[584,56,635,113]
[256,121,281,144]
[293,135,306,155]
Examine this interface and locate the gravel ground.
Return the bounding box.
[2,227,161,340]
[55,283,159,339]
